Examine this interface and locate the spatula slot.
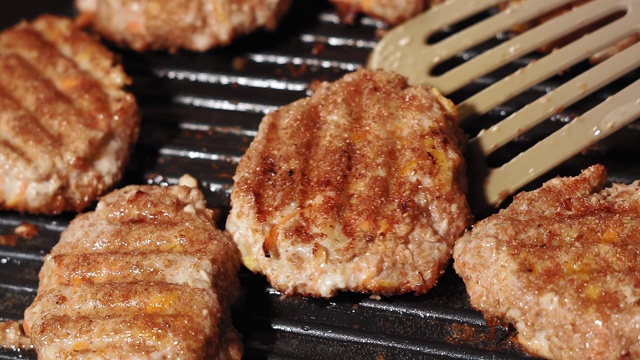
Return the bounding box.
[426,8,498,45]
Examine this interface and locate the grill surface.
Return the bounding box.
[1,1,639,359]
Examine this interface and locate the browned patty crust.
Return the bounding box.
[227,69,472,298]
[75,0,292,52]
[0,15,140,214]
[454,165,640,359]
[24,176,242,359]
[331,0,445,25]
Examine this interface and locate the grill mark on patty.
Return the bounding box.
[57,221,217,255]
[31,17,127,91]
[0,90,57,143]
[29,314,214,356]
[25,182,242,359]
[235,75,464,267]
[265,100,320,256]
[228,69,471,297]
[0,27,111,131]
[29,16,139,145]
[385,97,414,241]
[42,252,214,288]
[0,90,58,162]
[305,102,341,208]
[0,15,140,214]
[342,75,391,244]
[30,283,215,317]
[0,29,111,159]
[0,54,100,161]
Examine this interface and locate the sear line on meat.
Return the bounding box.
[0,15,140,214]
[24,175,243,360]
[227,69,472,298]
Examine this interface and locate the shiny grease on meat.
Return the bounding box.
[24,176,242,359]
[0,321,31,350]
[454,165,640,359]
[0,15,140,214]
[227,69,472,298]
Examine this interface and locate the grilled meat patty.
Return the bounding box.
[0,15,140,214]
[75,0,292,52]
[227,69,472,298]
[330,0,444,25]
[453,165,640,360]
[24,175,242,360]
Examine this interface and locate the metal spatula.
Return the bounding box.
[368,0,640,211]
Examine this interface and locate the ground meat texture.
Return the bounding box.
[0,15,140,214]
[75,0,292,52]
[227,69,472,298]
[24,176,243,360]
[330,0,445,25]
[453,165,640,360]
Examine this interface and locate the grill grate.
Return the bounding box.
[1,1,639,359]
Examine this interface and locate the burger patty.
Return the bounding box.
[453,165,640,359]
[75,0,292,52]
[227,69,472,298]
[24,175,242,359]
[0,15,140,214]
[330,0,445,25]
